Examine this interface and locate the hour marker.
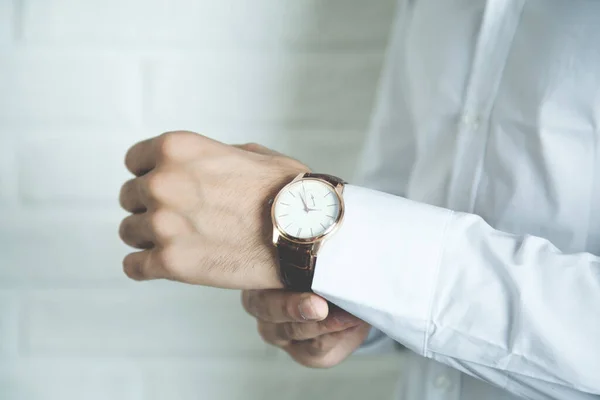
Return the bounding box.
[320,222,327,230]
[324,192,332,197]
[280,202,290,206]
[285,222,293,229]
[327,204,336,207]
[326,215,335,219]
[297,228,302,237]
[289,191,296,198]
[310,228,314,236]
[278,214,289,217]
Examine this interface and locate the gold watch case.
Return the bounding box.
[271,173,345,254]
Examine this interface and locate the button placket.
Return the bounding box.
[446,0,525,213]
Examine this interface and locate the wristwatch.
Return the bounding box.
[271,172,346,291]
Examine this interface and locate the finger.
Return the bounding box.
[257,320,290,347]
[286,329,346,358]
[242,290,328,323]
[284,325,369,368]
[255,308,361,346]
[119,177,149,213]
[119,213,154,249]
[234,143,283,156]
[126,132,226,177]
[123,248,170,281]
[125,137,157,176]
[272,311,362,342]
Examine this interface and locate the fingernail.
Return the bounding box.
[299,296,319,320]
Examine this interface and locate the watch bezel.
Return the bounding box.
[271,175,345,245]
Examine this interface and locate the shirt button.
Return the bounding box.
[460,113,481,129]
[434,374,454,391]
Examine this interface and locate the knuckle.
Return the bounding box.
[304,337,334,359]
[310,338,329,354]
[320,317,338,332]
[145,172,169,198]
[284,297,300,320]
[242,142,261,152]
[156,245,180,274]
[159,131,201,159]
[150,209,184,240]
[149,208,171,229]
[158,131,186,157]
[281,323,300,341]
[254,290,271,320]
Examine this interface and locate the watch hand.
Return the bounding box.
[299,193,309,212]
[310,193,316,207]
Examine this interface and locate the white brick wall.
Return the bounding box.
[145,53,382,130]
[20,0,394,50]
[0,0,403,399]
[0,53,142,128]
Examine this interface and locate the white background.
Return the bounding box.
[0,0,404,399]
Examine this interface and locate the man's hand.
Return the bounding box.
[118,131,308,289]
[242,290,371,368]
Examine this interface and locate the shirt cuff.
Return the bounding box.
[312,185,453,356]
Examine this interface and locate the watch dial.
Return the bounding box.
[274,179,341,240]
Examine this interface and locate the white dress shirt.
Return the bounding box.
[313,1,600,399]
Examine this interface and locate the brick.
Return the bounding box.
[0,359,142,400]
[0,291,19,356]
[0,213,129,284]
[18,133,136,204]
[146,53,383,131]
[0,54,140,128]
[21,0,396,50]
[141,356,402,400]
[24,285,270,356]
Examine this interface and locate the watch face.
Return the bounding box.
[273,179,342,240]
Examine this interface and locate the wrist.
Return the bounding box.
[259,163,310,289]
[261,246,286,289]
[270,172,346,292]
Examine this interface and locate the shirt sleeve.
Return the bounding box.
[313,185,600,399]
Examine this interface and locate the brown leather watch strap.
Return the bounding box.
[276,172,345,292]
[277,241,316,292]
[304,173,345,186]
